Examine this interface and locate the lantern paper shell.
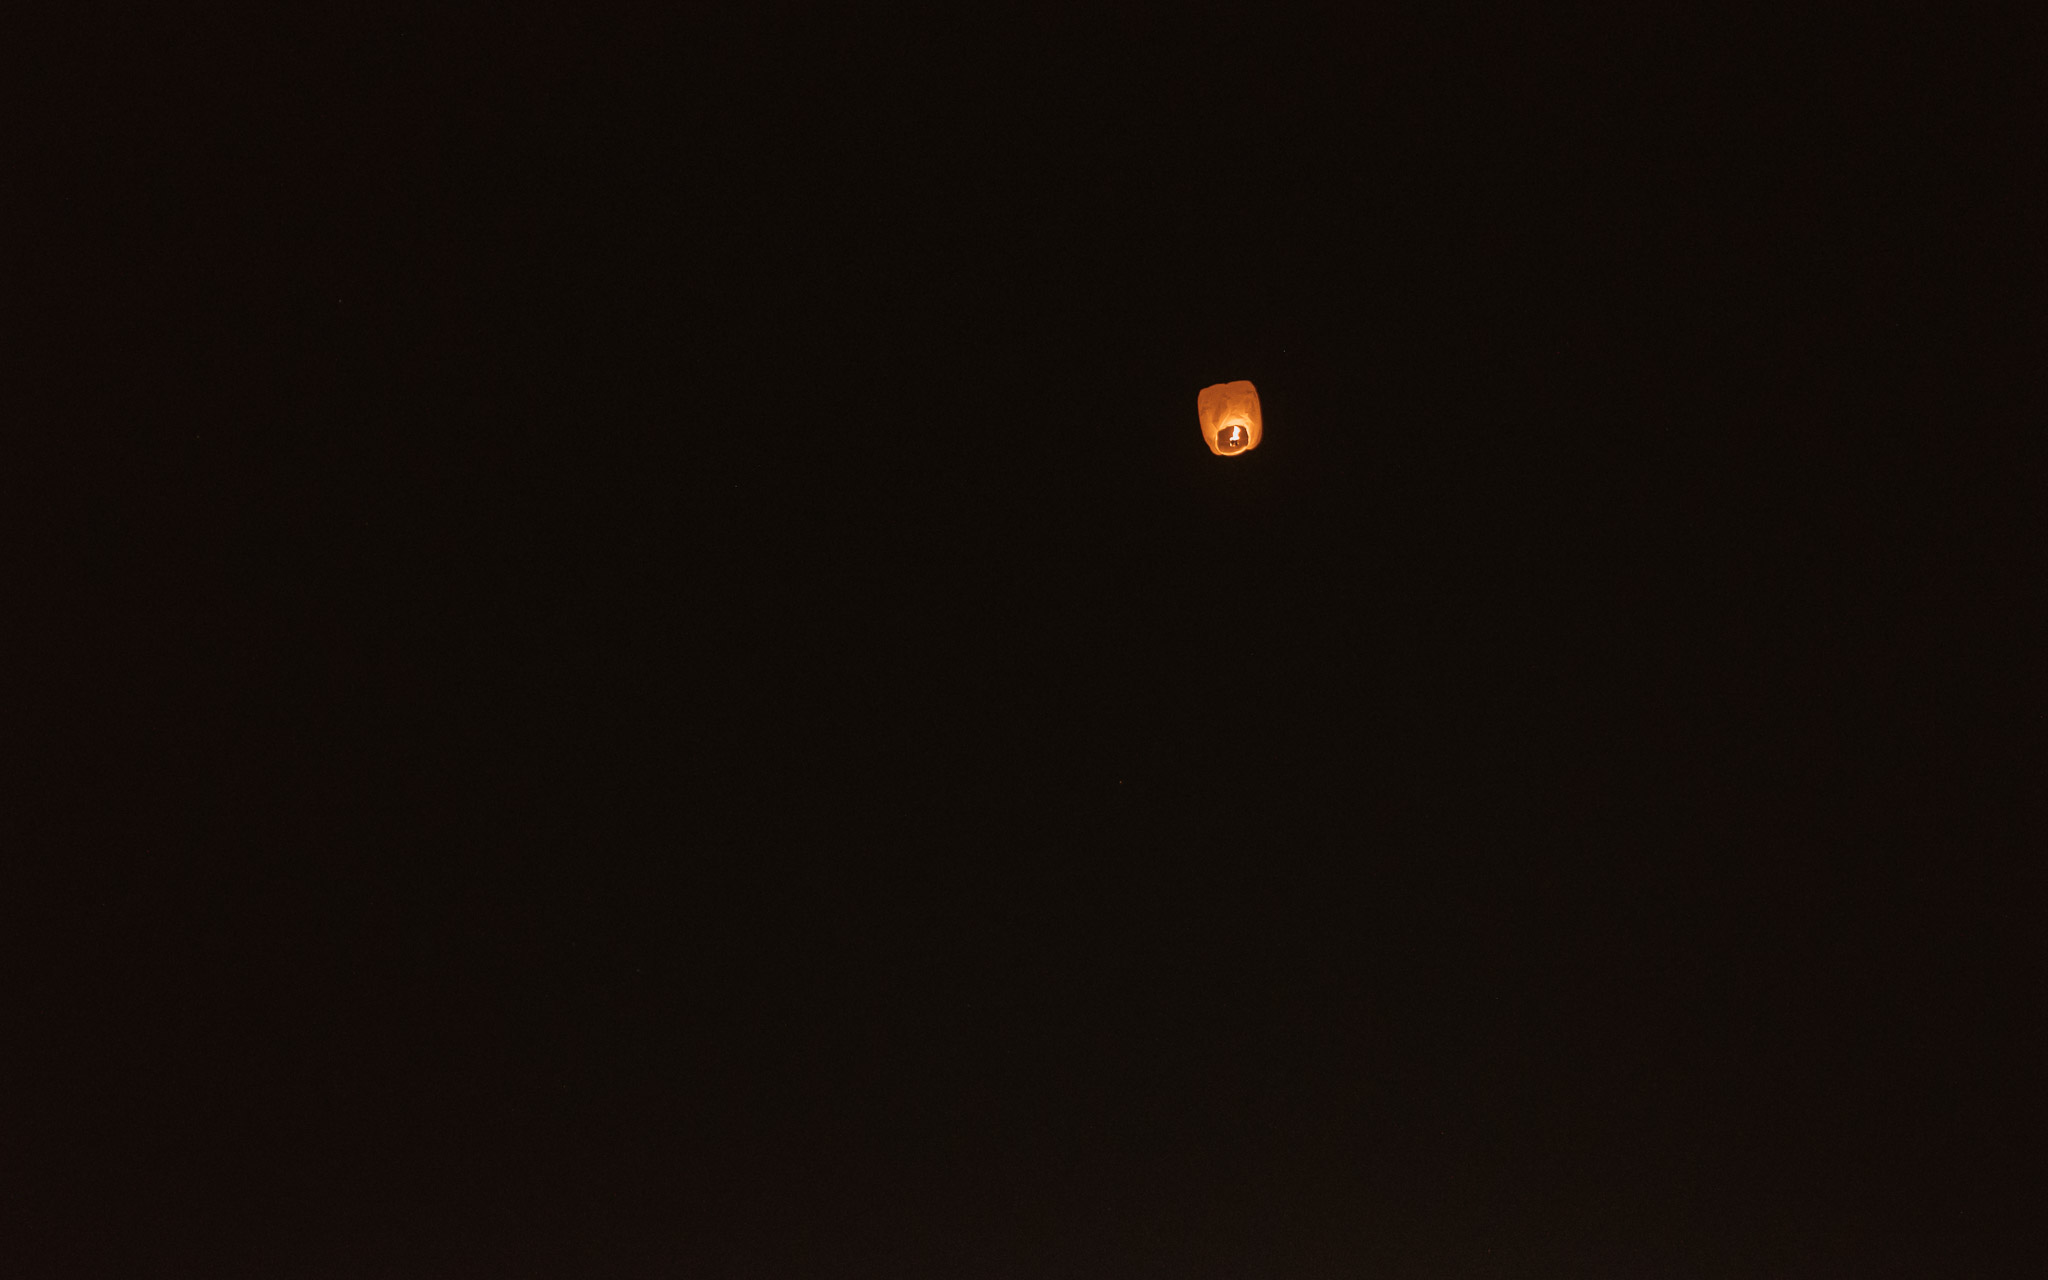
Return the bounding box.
[1198,380,1263,456]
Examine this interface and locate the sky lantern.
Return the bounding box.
[1198,380,1263,456]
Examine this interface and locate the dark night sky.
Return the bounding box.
[19,5,2046,1277]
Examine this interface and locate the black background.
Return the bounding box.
[19,4,2046,1276]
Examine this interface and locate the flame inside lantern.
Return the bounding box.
[1198,380,1263,456]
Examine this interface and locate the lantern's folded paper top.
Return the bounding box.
[1198,380,1263,456]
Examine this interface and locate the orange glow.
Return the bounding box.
[1197,380,1263,456]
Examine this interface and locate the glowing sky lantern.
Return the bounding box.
[1197,380,1263,456]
